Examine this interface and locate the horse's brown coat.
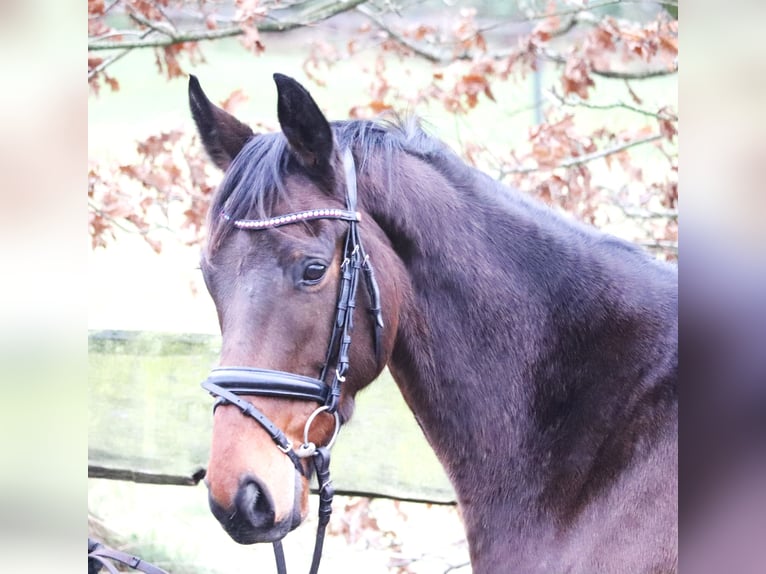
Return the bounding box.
[190,73,678,572]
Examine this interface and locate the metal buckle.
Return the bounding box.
[298,405,341,458]
[277,439,293,454]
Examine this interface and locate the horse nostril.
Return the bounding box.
[235,477,275,530]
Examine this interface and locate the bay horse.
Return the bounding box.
[189,73,677,573]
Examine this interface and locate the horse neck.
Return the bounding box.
[359,149,677,532]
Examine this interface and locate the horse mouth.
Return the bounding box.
[226,517,294,545]
[208,469,305,545]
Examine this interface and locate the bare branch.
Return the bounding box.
[539,48,678,80]
[88,49,131,81]
[90,29,151,41]
[503,133,664,175]
[90,26,243,50]
[518,0,678,22]
[359,3,589,64]
[356,3,443,62]
[89,0,370,51]
[358,4,677,82]
[153,2,179,34]
[128,10,175,38]
[450,0,676,29]
[587,64,678,80]
[622,208,678,220]
[89,29,153,80]
[88,199,173,236]
[547,88,678,121]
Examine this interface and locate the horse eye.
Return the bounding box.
[302,263,327,284]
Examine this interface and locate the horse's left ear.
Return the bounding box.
[273,73,334,169]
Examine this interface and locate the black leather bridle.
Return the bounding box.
[88,538,168,574]
[201,149,384,574]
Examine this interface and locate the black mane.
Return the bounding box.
[206,116,451,252]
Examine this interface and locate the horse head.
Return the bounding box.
[190,73,402,544]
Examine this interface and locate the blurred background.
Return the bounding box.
[31,2,766,574]
[86,1,679,572]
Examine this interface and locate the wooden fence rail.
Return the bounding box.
[88,330,455,504]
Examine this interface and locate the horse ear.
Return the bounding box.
[273,73,334,169]
[188,75,254,171]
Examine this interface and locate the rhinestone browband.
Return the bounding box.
[222,208,360,230]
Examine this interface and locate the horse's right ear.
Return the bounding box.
[188,75,254,171]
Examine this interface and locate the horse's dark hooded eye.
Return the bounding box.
[302,263,327,284]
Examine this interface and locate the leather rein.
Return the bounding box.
[201,149,384,574]
[88,538,168,574]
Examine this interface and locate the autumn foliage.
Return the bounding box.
[88,0,678,259]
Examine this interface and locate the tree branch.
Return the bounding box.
[128,10,175,38]
[88,49,132,80]
[356,3,443,62]
[518,0,678,22]
[358,4,677,81]
[90,26,243,50]
[88,0,369,51]
[587,64,678,80]
[448,0,676,29]
[547,88,678,121]
[502,133,664,175]
[89,29,153,80]
[622,208,678,220]
[88,199,174,236]
[539,48,678,79]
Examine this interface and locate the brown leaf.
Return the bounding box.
[241,27,265,53]
[625,81,643,105]
[105,76,120,91]
[144,237,163,254]
[561,58,594,99]
[88,0,105,15]
[474,32,487,53]
[659,117,677,141]
[369,100,392,114]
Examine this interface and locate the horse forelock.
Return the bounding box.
[205,132,290,255]
[204,115,450,257]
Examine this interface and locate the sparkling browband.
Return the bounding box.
[222,208,360,230]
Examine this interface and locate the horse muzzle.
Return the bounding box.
[207,470,304,544]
